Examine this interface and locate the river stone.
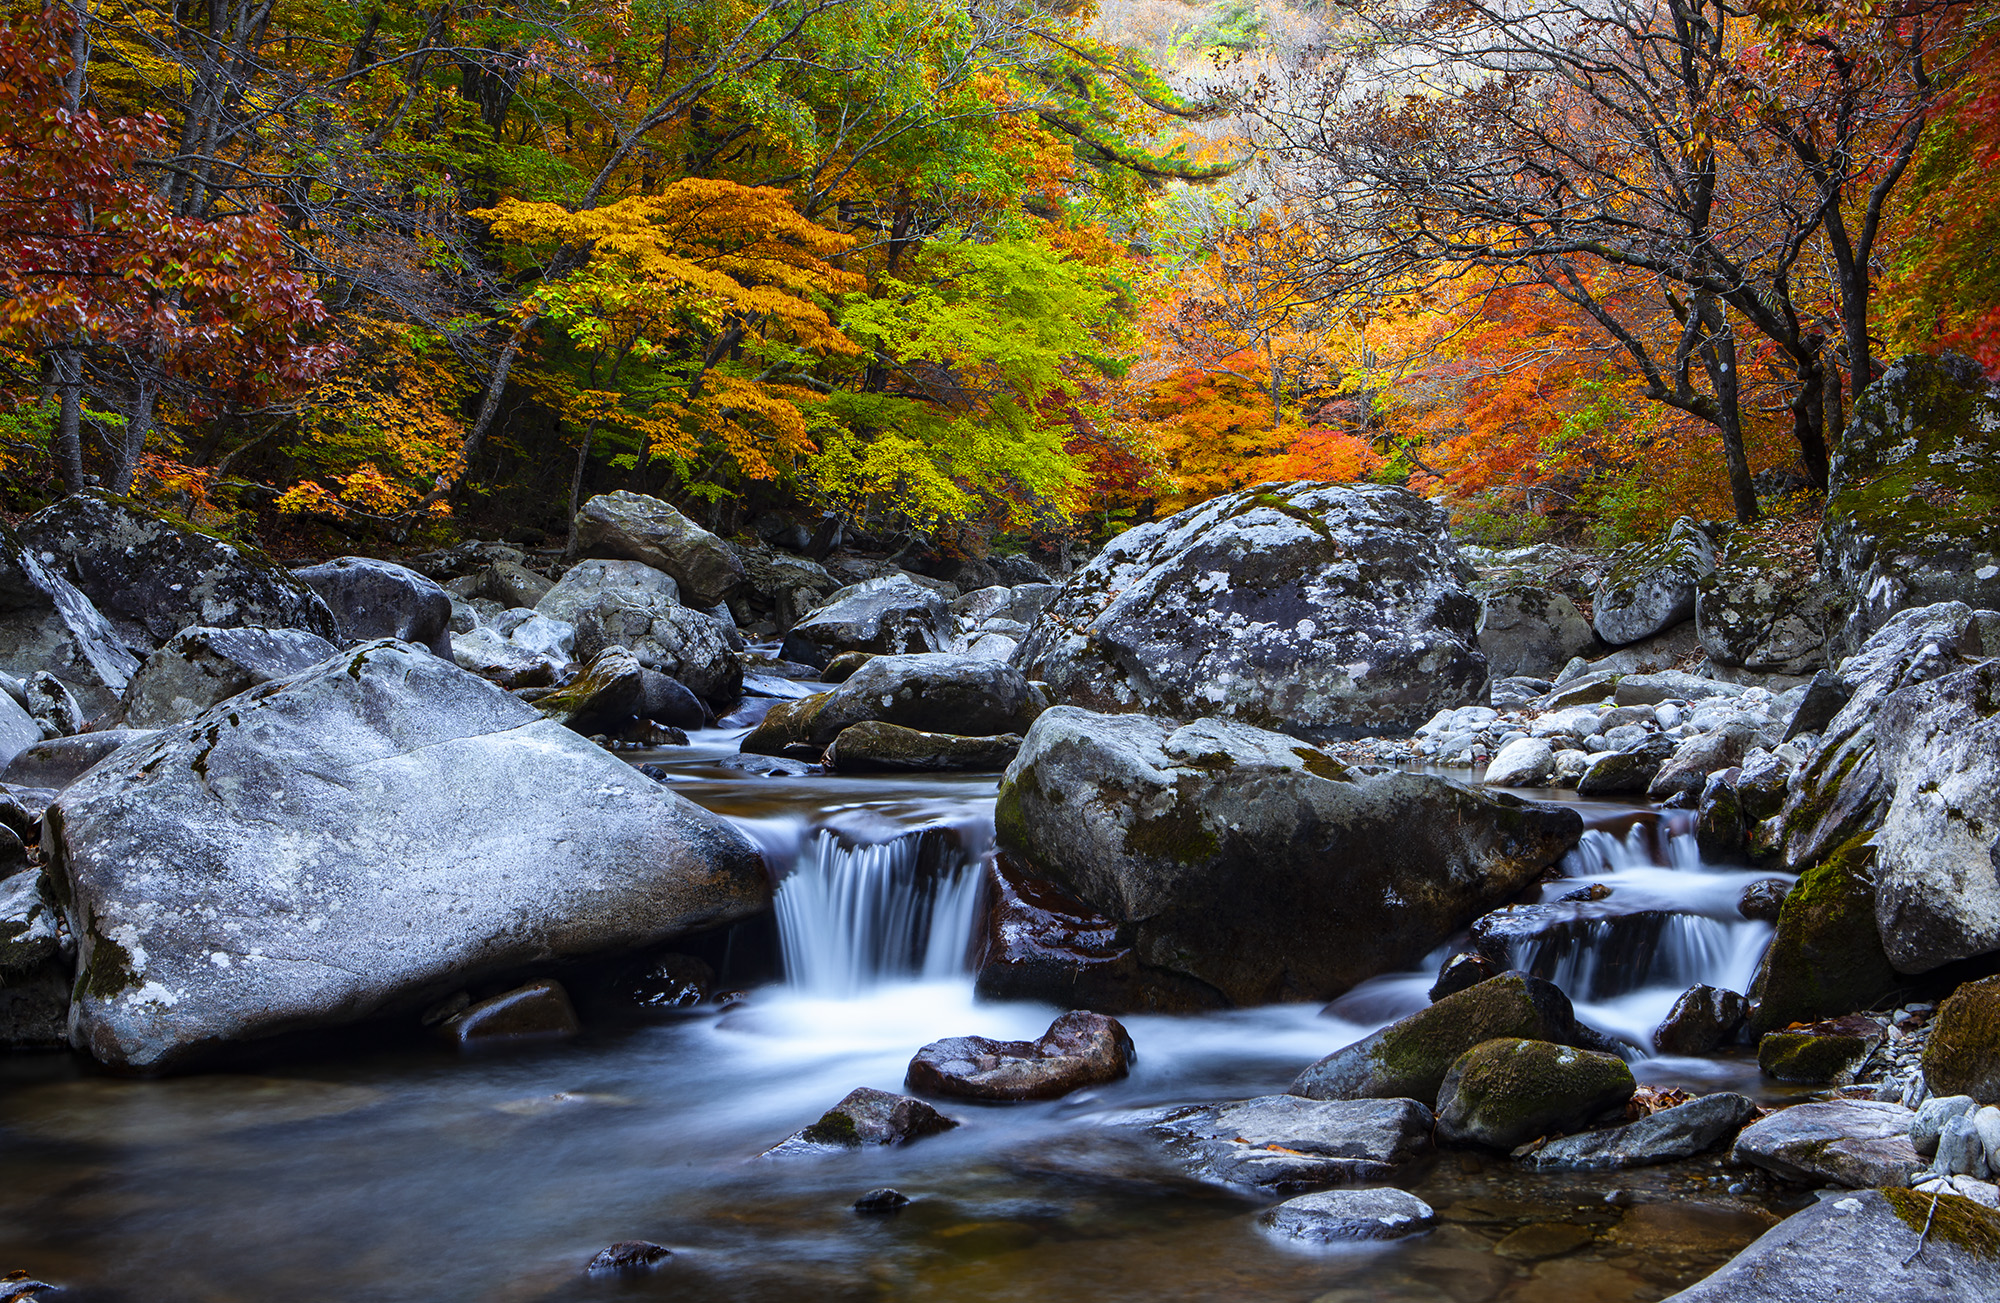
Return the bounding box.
[1150,1095,1434,1191]
[1434,1037,1636,1150]
[1292,974,1596,1106]
[17,492,336,649]
[1937,1115,1991,1179]
[1259,1188,1437,1243]
[541,565,741,707]
[821,651,874,683]
[535,558,680,625]
[997,709,1579,1007]
[1695,539,1836,674]
[779,576,954,668]
[744,653,1039,757]
[905,1011,1134,1101]
[586,1241,670,1273]
[292,557,453,657]
[823,723,1022,773]
[1758,1014,1886,1084]
[1522,1092,1759,1171]
[1431,951,1504,1002]
[2,731,155,791]
[764,1087,959,1156]
[534,646,646,735]
[1,520,146,714]
[1575,733,1677,795]
[120,626,339,728]
[481,559,553,610]
[448,626,558,689]
[1695,774,1747,862]
[1484,736,1556,787]
[1821,352,2000,660]
[0,871,69,1047]
[1731,1099,1922,1187]
[736,543,841,633]
[639,669,705,730]
[1914,1096,1980,1157]
[1477,585,1599,680]
[1749,836,1900,1035]
[1653,984,1750,1055]
[46,640,770,1072]
[1648,727,1752,801]
[1592,519,1715,646]
[0,692,38,772]
[573,491,746,608]
[1016,482,1486,741]
[435,979,580,1045]
[1924,976,2000,1103]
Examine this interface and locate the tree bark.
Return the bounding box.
[52,347,88,494]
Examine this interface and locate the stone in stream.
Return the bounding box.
[1575,733,1677,796]
[1476,584,1599,681]
[47,641,771,1073]
[1,730,155,791]
[1748,838,1901,1037]
[1693,774,1746,862]
[779,576,954,668]
[119,625,338,728]
[1756,1014,1886,1084]
[1660,1189,2000,1303]
[584,1241,671,1273]
[998,709,1580,1008]
[1652,984,1749,1056]
[1258,1188,1437,1243]
[1591,518,1715,646]
[763,1087,960,1157]
[435,979,580,1046]
[291,556,454,657]
[1433,1037,1636,1151]
[1015,482,1488,740]
[533,646,646,735]
[852,1188,911,1214]
[572,490,746,609]
[821,651,874,683]
[1924,975,2000,1104]
[1731,1099,1922,1188]
[906,1011,1134,1102]
[1520,1092,1759,1171]
[1737,878,1790,924]
[1149,1095,1434,1191]
[1482,736,1556,788]
[1914,1095,1980,1157]
[1291,974,1599,1107]
[822,722,1022,773]
[536,557,680,624]
[743,653,1041,757]
[1648,727,1753,802]
[1464,903,1676,1001]
[1429,951,1504,1003]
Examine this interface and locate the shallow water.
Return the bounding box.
[0,731,1795,1301]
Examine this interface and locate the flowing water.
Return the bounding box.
[0,726,1800,1302]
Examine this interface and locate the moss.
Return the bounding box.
[1241,491,1337,545]
[1122,787,1218,864]
[1924,974,2000,1099]
[1882,1189,2000,1260]
[79,923,139,1001]
[1750,832,1899,1033]
[1291,746,1350,781]
[1177,750,1238,773]
[1439,1038,1635,1147]
[800,1107,861,1147]
[1362,976,1573,1104]
[1757,1030,1876,1083]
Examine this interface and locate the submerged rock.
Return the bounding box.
[1731,1099,1922,1188]
[1521,1092,1759,1171]
[435,979,580,1046]
[905,1011,1134,1101]
[1434,1037,1635,1150]
[822,722,1022,773]
[765,1087,959,1156]
[1259,1188,1437,1243]
[585,1241,670,1273]
[1150,1095,1434,1191]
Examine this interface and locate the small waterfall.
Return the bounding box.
[773,827,985,995]
[1505,913,1740,1001]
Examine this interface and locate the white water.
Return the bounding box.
[772,826,987,995]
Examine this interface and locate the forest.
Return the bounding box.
[1,0,1995,559]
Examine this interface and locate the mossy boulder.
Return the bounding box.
[1821,352,2000,660]
[823,721,1021,773]
[1757,1014,1886,1084]
[1291,974,1595,1105]
[741,653,1038,757]
[764,1086,959,1156]
[1434,1037,1636,1150]
[1695,527,1838,674]
[535,646,646,735]
[1591,518,1715,646]
[1924,975,2000,1104]
[1749,834,1900,1034]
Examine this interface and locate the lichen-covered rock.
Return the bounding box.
[764,1087,959,1156]
[744,653,1038,758]
[1757,1014,1886,1084]
[1521,1092,1758,1170]
[1695,532,1837,674]
[1749,835,1900,1034]
[1,521,147,714]
[120,626,338,728]
[1291,974,1597,1106]
[1925,975,2000,1104]
[997,709,1579,1007]
[1478,584,1600,679]
[1015,482,1486,741]
[536,557,680,625]
[1730,1099,1922,1188]
[905,1010,1134,1101]
[1434,1037,1636,1150]
[822,722,1022,773]
[572,491,746,608]
[1150,1095,1434,1191]
[1648,727,1753,801]
[736,543,840,632]
[1821,353,2000,660]
[1653,984,1750,1055]
[1259,1188,1437,1243]
[535,646,646,735]
[22,673,84,738]
[779,576,954,668]
[537,561,740,706]
[46,641,770,1072]
[1592,518,1715,646]
[292,557,453,657]
[1484,736,1556,787]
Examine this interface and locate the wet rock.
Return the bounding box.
[1,730,155,790]
[573,491,745,608]
[120,625,338,729]
[1575,734,1677,796]
[906,1010,1134,1102]
[821,650,874,683]
[436,979,580,1045]
[744,654,1039,756]
[1735,749,1793,821]
[1492,1222,1597,1260]
[48,641,770,1073]
[998,709,1580,1007]
[1259,1188,1437,1242]
[1731,1099,1922,1187]
[1653,985,1750,1056]
[615,952,714,1008]
[1648,727,1753,801]
[1748,836,1900,1035]
[823,722,1022,773]
[1757,1014,1885,1084]
[1737,879,1790,923]
[1478,585,1599,680]
[1016,482,1487,741]
[1430,951,1503,1002]
[853,1188,910,1214]
[0,871,70,1047]
[1592,519,1715,646]
[1923,975,2000,1103]
[534,646,646,735]
[765,1087,959,1156]
[639,669,706,730]
[292,557,453,657]
[1522,1092,1758,1170]
[1292,974,1598,1107]
[1914,1095,1980,1157]
[1484,736,1556,787]
[780,576,954,668]
[1466,903,1678,1001]
[1434,1037,1635,1150]
[1151,1095,1434,1191]
[1694,775,1746,862]
[585,1241,670,1273]
[737,544,840,633]
[537,557,679,624]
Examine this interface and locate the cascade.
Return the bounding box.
[772,825,986,995]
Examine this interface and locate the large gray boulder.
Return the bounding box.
[1821,352,2000,660]
[1731,1099,1922,1187]
[572,491,745,608]
[291,557,453,656]
[0,522,143,714]
[536,558,679,625]
[17,492,336,649]
[537,560,739,706]
[1478,584,1599,679]
[1592,518,1715,646]
[779,575,954,668]
[1695,535,1836,674]
[743,654,1040,755]
[120,626,338,728]
[1015,482,1486,740]
[997,709,1580,1007]
[736,543,840,632]
[0,692,38,772]
[45,641,770,1072]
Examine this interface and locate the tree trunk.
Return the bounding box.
[52,347,88,494]
[1698,303,1758,525]
[106,375,159,496]
[564,421,599,559]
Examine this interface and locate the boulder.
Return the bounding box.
[743,654,1039,755]
[434,979,580,1045]
[1758,1014,1886,1084]
[2,731,155,790]
[1648,728,1753,801]
[0,692,39,772]
[1483,736,1556,787]
[638,670,706,731]
[1477,584,1599,679]
[1149,1094,1434,1190]
[1913,1095,1980,1157]
[1521,1092,1759,1171]
[120,626,338,728]
[1291,974,1598,1106]
[22,673,84,738]
[539,563,741,707]
[572,491,746,608]
[1731,1099,1923,1187]
[764,1087,959,1156]
[1695,535,1837,674]
[779,576,954,668]
[17,492,336,649]
[1738,879,1791,923]
[736,543,840,632]
[481,559,553,610]
[1575,734,1677,796]
[1924,976,2000,1103]
[1258,1188,1437,1243]
[1592,519,1715,646]
[905,1010,1134,1101]
[996,708,1580,1007]
[536,557,680,624]
[823,723,1022,773]
[1,870,71,1047]
[1749,836,1901,1035]
[534,646,646,735]
[1434,1038,1636,1150]
[1653,984,1750,1056]
[46,641,770,1072]
[1694,775,1747,862]
[1662,1188,2000,1303]
[448,627,559,689]
[0,522,143,714]
[1821,352,2000,659]
[1015,482,1486,741]
[291,557,453,656]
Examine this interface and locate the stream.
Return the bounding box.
[0,721,1805,1302]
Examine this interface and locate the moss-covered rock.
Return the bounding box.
[1434,1037,1636,1150]
[535,646,645,734]
[1924,975,2000,1104]
[1695,526,1838,673]
[1749,835,1900,1034]
[1757,1014,1886,1084]
[1592,518,1715,645]
[822,721,1021,773]
[821,650,874,683]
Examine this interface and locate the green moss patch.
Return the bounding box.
[1882,1188,2000,1260]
